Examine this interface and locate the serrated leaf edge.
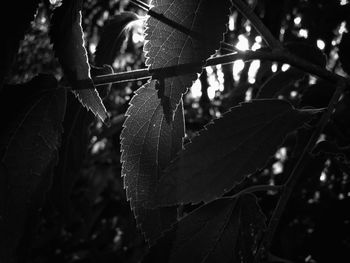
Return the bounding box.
[156,99,317,207]
[143,0,232,112]
[120,81,175,244]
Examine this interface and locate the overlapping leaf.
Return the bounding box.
[0,75,66,261]
[120,80,185,244]
[144,0,231,118]
[156,99,319,206]
[51,0,108,122]
[144,194,266,263]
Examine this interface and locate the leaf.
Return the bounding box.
[94,11,139,66]
[156,99,319,206]
[120,80,185,244]
[0,0,40,89]
[144,0,231,118]
[50,92,94,224]
[0,74,66,261]
[256,68,305,99]
[144,194,266,263]
[284,41,327,68]
[50,0,108,122]
[339,32,350,75]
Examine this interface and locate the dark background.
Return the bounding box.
[4,0,350,262]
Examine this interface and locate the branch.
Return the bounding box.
[256,81,347,261]
[231,0,282,49]
[91,49,350,88]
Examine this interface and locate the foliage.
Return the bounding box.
[1,0,350,263]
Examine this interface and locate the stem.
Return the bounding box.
[231,185,283,199]
[93,68,150,86]
[231,0,282,49]
[130,0,149,11]
[256,81,346,261]
[91,50,350,88]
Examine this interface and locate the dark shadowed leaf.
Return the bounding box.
[284,41,327,68]
[144,194,266,263]
[0,75,66,261]
[0,0,40,90]
[144,0,231,118]
[94,11,139,66]
[156,99,319,206]
[339,32,350,75]
[120,80,185,244]
[257,68,305,99]
[51,0,108,122]
[50,92,94,224]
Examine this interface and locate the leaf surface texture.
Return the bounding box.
[120,80,185,244]
[144,0,231,118]
[156,99,318,206]
[51,0,108,122]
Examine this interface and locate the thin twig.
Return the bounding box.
[93,68,150,86]
[232,0,282,49]
[231,184,284,199]
[256,81,347,261]
[130,0,149,11]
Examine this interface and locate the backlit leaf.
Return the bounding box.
[94,11,139,66]
[144,194,266,263]
[0,75,66,261]
[144,0,231,118]
[156,99,319,206]
[51,0,108,122]
[120,80,185,244]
